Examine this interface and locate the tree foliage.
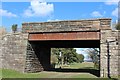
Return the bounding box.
[51,48,84,65]
[51,54,58,68]
[62,48,78,64]
[51,48,61,64]
[77,54,84,63]
[115,22,120,30]
[51,54,58,64]
[12,24,17,33]
[86,48,99,62]
[85,48,99,69]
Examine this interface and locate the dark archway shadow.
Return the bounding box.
[47,68,100,77]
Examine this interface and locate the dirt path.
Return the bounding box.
[42,71,97,78]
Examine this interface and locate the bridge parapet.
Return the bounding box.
[22,18,111,33]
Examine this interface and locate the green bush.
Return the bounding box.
[115,23,120,30]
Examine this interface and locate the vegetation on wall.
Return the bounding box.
[11,24,17,33]
[115,22,120,30]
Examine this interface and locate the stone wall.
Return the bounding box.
[22,18,111,33]
[118,31,120,77]
[109,31,119,77]
[25,42,43,72]
[25,41,51,72]
[1,33,45,73]
[0,36,2,68]
[1,33,28,72]
[100,30,119,77]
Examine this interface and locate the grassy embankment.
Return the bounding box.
[0,62,119,79]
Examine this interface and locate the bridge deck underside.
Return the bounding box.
[30,40,100,48]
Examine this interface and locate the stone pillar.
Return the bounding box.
[100,29,112,77]
[0,37,2,69]
[118,31,120,77]
[109,31,119,77]
[100,30,119,78]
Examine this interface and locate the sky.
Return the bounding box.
[0,0,119,60]
[0,0,119,31]
[75,48,91,61]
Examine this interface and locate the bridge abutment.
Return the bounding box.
[1,33,28,72]
[100,30,119,78]
[25,42,43,72]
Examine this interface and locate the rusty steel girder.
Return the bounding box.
[28,31,100,41]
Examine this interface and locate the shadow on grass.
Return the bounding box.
[48,68,100,77]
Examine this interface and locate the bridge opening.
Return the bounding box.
[50,48,100,77]
[51,48,100,68]
[28,40,100,77]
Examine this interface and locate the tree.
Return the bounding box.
[51,54,58,68]
[12,24,17,33]
[62,48,78,64]
[77,54,84,63]
[115,22,120,30]
[85,48,99,62]
[51,48,79,65]
[85,48,99,69]
[51,48,61,64]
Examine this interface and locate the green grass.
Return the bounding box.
[58,62,95,69]
[0,62,97,78]
[1,69,52,78]
[0,68,2,79]
[1,69,119,80]
[69,62,94,69]
[1,68,97,78]
[0,62,119,80]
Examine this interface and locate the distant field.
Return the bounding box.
[60,62,95,69]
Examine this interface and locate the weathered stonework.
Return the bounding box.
[0,37,2,69]
[118,31,120,77]
[100,30,119,77]
[22,18,111,33]
[1,33,28,72]
[25,42,43,72]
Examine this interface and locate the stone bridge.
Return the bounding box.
[1,18,120,78]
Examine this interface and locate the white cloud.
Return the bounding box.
[47,19,60,22]
[112,8,118,17]
[0,9,17,17]
[23,0,54,17]
[91,11,103,17]
[105,0,119,5]
[23,8,33,17]
[75,48,89,60]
